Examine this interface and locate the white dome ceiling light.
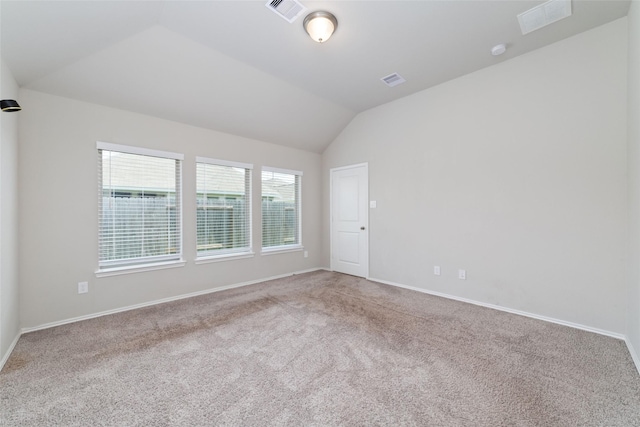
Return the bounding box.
[303,11,337,43]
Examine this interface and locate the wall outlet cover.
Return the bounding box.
[78,281,89,294]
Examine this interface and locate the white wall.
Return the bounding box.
[627,1,640,363]
[18,89,322,328]
[323,19,628,334]
[0,57,20,360]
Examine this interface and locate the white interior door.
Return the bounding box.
[331,164,369,278]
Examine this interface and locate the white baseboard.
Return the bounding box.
[21,268,324,335]
[0,332,21,372]
[14,268,639,376]
[371,274,640,374]
[625,338,640,375]
[368,276,625,340]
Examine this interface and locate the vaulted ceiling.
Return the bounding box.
[1,1,630,153]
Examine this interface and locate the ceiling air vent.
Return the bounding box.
[266,0,307,23]
[517,0,572,35]
[381,73,406,88]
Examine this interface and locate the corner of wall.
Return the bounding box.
[626,0,640,375]
[0,56,22,367]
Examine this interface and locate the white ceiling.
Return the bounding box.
[1,0,631,153]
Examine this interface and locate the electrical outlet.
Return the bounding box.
[434,266,441,276]
[304,251,309,258]
[458,269,466,280]
[78,281,89,294]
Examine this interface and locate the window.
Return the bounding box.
[262,167,302,251]
[97,142,183,271]
[196,157,252,259]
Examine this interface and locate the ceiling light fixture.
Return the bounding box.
[303,11,337,43]
[0,99,21,112]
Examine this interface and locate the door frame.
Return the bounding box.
[330,162,369,278]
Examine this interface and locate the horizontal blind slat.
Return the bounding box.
[98,147,182,267]
[196,162,251,256]
[261,169,301,249]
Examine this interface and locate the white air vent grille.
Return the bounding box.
[381,73,406,88]
[266,0,307,23]
[517,0,572,35]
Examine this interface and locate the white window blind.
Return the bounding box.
[97,142,183,269]
[196,157,252,257]
[261,167,302,249]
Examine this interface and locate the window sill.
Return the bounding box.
[96,259,186,278]
[195,251,255,265]
[261,245,304,256]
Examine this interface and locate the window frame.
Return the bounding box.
[96,141,185,276]
[261,166,303,254]
[195,156,254,263]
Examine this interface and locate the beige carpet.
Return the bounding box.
[1,270,639,426]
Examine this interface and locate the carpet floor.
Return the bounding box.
[1,270,639,426]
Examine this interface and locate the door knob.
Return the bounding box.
[360,226,366,230]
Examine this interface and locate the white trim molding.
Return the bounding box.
[330,162,369,172]
[625,339,640,375]
[368,276,626,340]
[97,141,184,160]
[262,165,303,176]
[261,245,304,256]
[0,332,21,373]
[22,268,324,335]
[196,156,253,170]
[195,252,255,264]
[96,260,186,278]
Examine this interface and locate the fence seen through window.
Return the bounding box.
[262,168,301,249]
[98,143,183,269]
[196,159,252,257]
[99,144,304,267]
